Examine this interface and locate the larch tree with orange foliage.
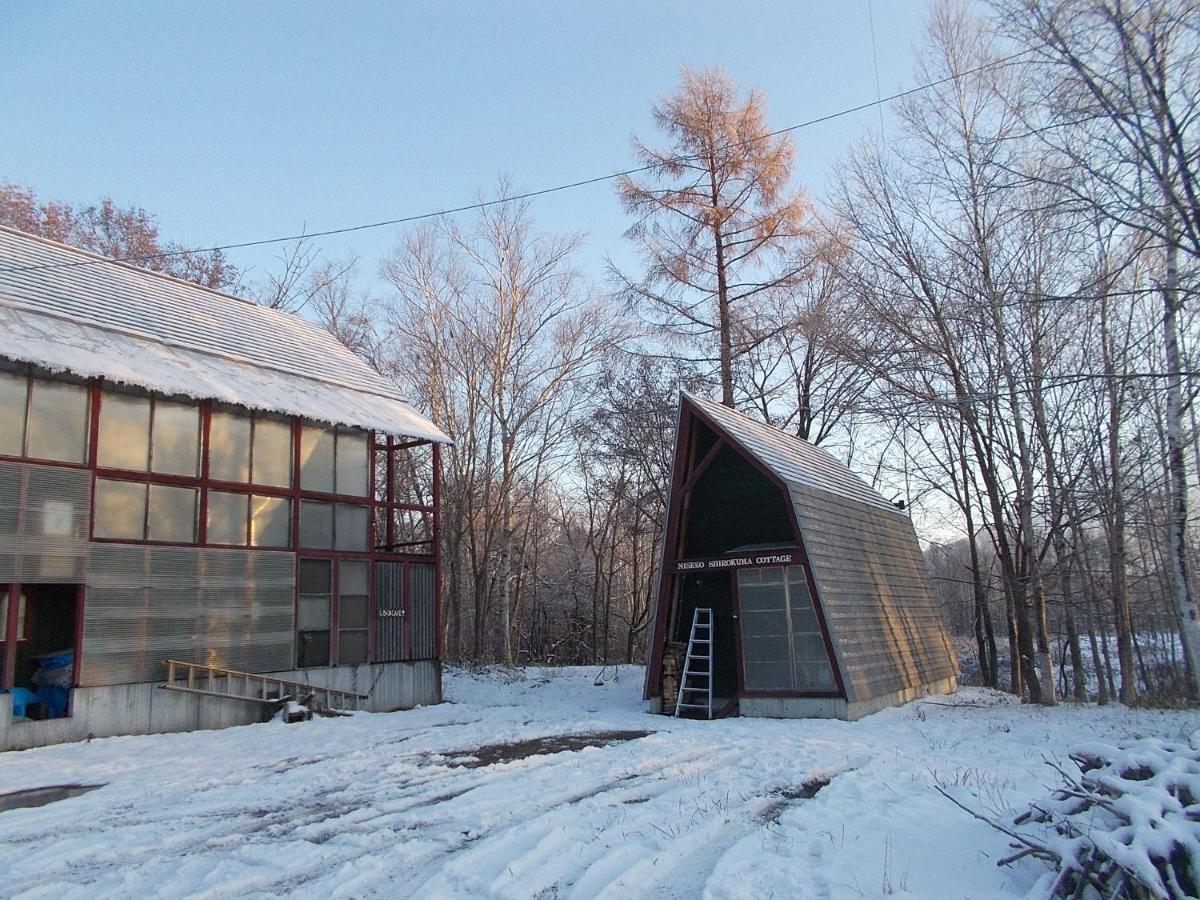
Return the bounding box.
[617,66,812,408]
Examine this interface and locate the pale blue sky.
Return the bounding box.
[2,1,933,288]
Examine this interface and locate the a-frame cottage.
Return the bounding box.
[645,394,957,720]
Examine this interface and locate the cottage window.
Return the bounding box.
[337,560,369,665]
[93,479,147,540]
[249,495,290,548]
[151,400,200,477]
[98,391,151,471]
[334,504,369,551]
[251,417,292,488]
[737,565,835,692]
[297,559,331,668]
[299,500,334,549]
[301,424,368,496]
[209,410,252,483]
[26,378,89,464]
[207,490,249,545]
[146,485,198,543]
[0,369,29,457]
[300,426,335,493]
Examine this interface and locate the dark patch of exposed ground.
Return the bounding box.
[447,730,653,768]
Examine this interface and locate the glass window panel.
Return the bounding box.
[250,495,291,548]
[298,595,331,630]
[743,634,791,663]
[798,661,836,689]
[793,633,828,661]
[336,429,369,496]
[340,560,369,595]
[0,369,28,456]
[209,410,251,483]
[147,484,197,543]
[335,504,369,551]
[27,379,90,463]
[252,417,292,488]
[296,631,330,668]
[298,559,332,594]
[299,501,334,549]
[339,594,369,629]
[744,661,792,691]
[94,478,147,540]
[206,491,248,545]
[151,400,199,476]
[300,425,335,493]
[338,630,368,665]
[98,391,151,471]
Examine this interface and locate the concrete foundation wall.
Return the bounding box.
[0,660,441,752]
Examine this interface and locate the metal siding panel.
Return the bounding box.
[79,545,295,686]
[0,460,91,583]
[409,563,436,659]
[374,562,405,662]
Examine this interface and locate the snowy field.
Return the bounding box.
[0,667,1196,900]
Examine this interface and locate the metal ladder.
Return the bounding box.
[674,607,714,719]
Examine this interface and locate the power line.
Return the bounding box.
[0,50,1032,277]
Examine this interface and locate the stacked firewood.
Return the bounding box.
[661,642,687,712]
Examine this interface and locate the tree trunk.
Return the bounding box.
[1161,235,1200,696]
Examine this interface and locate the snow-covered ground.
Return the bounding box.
[0,667,1196,899]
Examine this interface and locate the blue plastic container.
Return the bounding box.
[10,687,38,718]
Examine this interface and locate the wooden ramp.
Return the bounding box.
[161,659,368,713]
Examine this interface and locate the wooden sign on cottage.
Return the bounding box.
[645,394,958,720]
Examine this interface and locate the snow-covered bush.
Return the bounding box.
[1002,735,1200,898]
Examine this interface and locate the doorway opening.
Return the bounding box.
[673,570,740,701]
[3,583,80,721]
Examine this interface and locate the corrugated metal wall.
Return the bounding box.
[375,561,405,662]
[0,461,91,583]
[408,563,436,659]
[81,545,295,686]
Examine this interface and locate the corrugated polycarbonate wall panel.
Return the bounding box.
[0,460,92,583]
[409,563,436,660]
[375,561,405,662]
[80,545,295,686]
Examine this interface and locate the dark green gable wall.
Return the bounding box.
[682,444,795,558]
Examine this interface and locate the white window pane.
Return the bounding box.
[27,379,90,463]
[206,490,248,545]
[147,484,197,543]
[297,596,331,630]
[98,391,150,471]
[299,500,333,549]
[209,410,251,483]
[300,425,335,493]
[340,560,369,595]
[335,504,368,551]
[0,369,28,456]
[151,400,199,477]
[94,478,147,540]
[336,429,369,496]
[252,417,292,488]
[250,495,291,548]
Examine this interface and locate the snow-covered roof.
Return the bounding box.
[0,227,448,442]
